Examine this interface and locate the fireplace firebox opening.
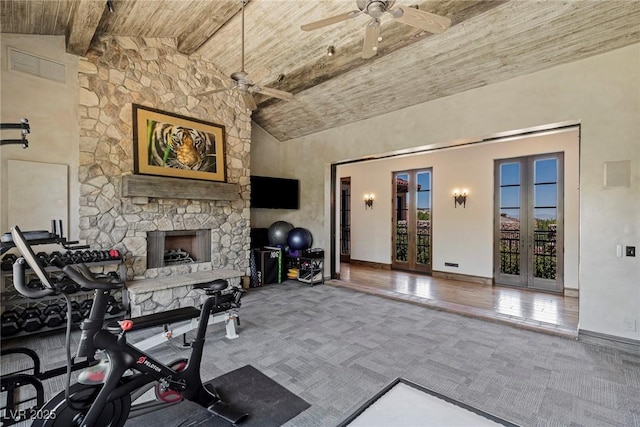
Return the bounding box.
[147,230,211,269]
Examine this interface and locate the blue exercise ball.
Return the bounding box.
[287,227,313,251]
[268,221,294,246]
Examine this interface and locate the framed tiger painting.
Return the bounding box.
[132,104,226,182]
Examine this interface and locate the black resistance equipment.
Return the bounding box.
[0,118,30,148]
[0,219,89,256]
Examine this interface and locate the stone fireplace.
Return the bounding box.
[76,36,252,281]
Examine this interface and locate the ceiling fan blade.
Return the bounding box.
[241,92,258,111]
[254,86,294,101]
[392,5,451,34]
[300,10,361,31]
[197,87,230,97]
[362,19,381,59]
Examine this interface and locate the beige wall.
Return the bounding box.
[1,35,80,237]
[249,123,301,227]
[251,43,640,341]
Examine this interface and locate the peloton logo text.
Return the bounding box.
[137,356,161,372]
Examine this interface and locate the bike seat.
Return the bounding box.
[193,279,229,293]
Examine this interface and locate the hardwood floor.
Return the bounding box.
[329,263,579,338]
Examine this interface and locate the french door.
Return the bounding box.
[494,153,564,292]
[392,169,432,273]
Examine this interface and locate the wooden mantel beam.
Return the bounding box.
[66,0,106,56]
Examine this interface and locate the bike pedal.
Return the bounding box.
[207,400,248,425]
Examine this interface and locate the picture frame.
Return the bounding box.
[132,104,226,182]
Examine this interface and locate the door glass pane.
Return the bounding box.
[499,163,520,275]
[534,158,557,183]
[500,187,520,208]
[501,163,520,185]
[395,174,409,262]
[533,158,558,279]
[416,171,431,265]
[535,184,557,207]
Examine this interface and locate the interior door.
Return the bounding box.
[392,169,432,273]
[494,153,564,292]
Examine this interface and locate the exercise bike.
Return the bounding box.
[9,225,248,427]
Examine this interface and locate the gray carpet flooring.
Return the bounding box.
[2,281,640,426]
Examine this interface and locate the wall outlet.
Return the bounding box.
[623,318,637,332]
[626,246,636,257]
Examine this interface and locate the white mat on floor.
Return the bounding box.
[345,380,515,427]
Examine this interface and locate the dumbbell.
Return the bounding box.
[43,304,65,328]
[26,278,42,290]
[1,309,22,336]
[36,251,50,266]
[80,299,93,318]
[89,250,101,262]
[48,253,65,268]
[70,301,83,323]
[20,307,43,332]
[1,253,17,271]
[106,296,124,315]
[81,250,93,263]
[58,277,80,294]
[61,252,74,265]
[108,249,121,260]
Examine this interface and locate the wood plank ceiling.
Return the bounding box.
[2,0,640,141]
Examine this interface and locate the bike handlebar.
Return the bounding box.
[10,225,123,300]
[62,264,124,291]
[12,257,57,299]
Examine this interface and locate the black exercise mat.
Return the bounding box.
[125,365,310,427]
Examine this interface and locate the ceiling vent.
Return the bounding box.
[9,48,66,83]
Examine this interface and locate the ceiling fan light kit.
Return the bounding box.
[198,0,293,111]
[301,0,451,59]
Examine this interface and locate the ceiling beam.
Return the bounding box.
[255,0,507,107]
[177,1,246,55]
[66,0,106,55]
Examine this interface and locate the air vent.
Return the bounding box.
[9,48,66,83]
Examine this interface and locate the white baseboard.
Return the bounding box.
[578,329,640,355]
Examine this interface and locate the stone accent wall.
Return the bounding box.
[77,36,251,279]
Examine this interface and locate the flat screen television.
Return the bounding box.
[250,175,299,209]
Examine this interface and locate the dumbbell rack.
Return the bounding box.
[1,256,126,340]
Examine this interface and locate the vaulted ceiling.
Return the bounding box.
[2,0,639,141]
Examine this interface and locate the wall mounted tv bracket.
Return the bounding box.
[1,220,89,255]
[1,118,30,148]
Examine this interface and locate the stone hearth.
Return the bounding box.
[125,270,243,317]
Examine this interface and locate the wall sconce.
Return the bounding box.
[364,193,375,209]
[327,46,335,56]
[453,189,468,208]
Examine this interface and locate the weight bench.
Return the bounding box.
[106,279,244,350]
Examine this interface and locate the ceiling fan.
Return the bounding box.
[301,0,451,59]
[199,0,293,110]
